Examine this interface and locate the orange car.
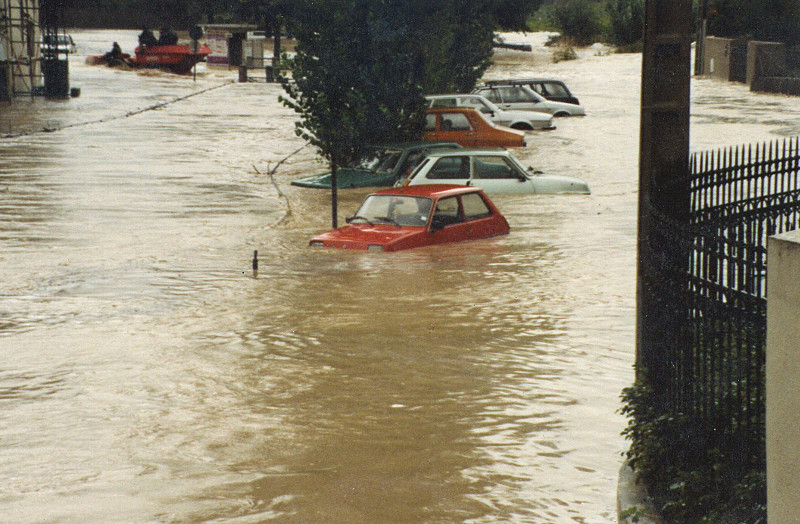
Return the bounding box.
[423,107,526,148]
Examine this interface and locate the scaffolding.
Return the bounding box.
[0,0,43,100]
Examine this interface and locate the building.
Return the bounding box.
[200,24,258,69]
[0,0,42,100]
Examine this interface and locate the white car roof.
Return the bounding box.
[424,148,514,157]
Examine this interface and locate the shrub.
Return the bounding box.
[552,47,578,62]
[606,0,643,46]
[620,377,766,523]
[551,0,603,46]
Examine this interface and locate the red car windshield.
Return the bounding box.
[350,195,433,226]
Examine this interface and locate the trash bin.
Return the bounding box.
[43,58,69,98]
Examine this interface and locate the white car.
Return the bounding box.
[473,84,586,117]
[397,149,590,194]
[426,94,555,131]
[41,33,77,56]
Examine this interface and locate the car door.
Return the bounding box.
[460,191,505,239]
[494,86,552,115]
[428,196,468,244]
[436,111,478,147]
[470,155,535,194]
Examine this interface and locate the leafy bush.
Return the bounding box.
[552,47,579,62]
[526,3,559,32]
[551,0,603,46]
[606,0,643,46]
[620,377,766,523]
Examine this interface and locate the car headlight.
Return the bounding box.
[367,245,385,252]
[309,241,324,247]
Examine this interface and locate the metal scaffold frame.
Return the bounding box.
[0,0,42,100]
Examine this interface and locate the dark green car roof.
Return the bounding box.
[291,142,461,189]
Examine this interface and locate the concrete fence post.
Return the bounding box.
[766,229,800,522]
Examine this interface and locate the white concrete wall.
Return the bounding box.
[767,229,800,523]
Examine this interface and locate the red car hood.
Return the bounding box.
[311,224,427,251]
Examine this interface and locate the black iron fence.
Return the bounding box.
[640,136,800,468]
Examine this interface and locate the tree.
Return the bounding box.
[551,0,603,46]
[281,0,541,227]
[707,0,800,45]
[606,0,643,46]
[281,0,426,227]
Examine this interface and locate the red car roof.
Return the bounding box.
[371,184,484,199]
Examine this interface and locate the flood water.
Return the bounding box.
[2,30,800,523]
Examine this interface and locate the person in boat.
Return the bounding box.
[157,27,178,46]
[138,27,157,47]
[103,41,124,66]
[104,41,122,60]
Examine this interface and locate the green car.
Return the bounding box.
[291,142,461,189]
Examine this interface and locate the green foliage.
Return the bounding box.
[490,0,544,31]
[280,0,426,169]
[552,47,578,62]
[280,0,523,164]
[620,376,766,523]
[707,0,800,46]
[551,0,603,46]
[413,2,494,94]
[606,0,643,46]
[526,3,559,32]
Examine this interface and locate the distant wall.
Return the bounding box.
[766,229,800,523]
[702,36,733,81]
[702,36,748,82]
[751,76,800,96]
[746,40,800,96]
[702,36,799,97]
[747,41,786,85]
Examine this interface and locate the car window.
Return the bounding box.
[499,86,535,103]
[397,150,425,177]
[404,157,433,182]
[461,193,492,220]
[425,114,436,131]
[427,157,469,179]
[356,149,403,173]
[353,195,432,226]
[389,196,432,226]
[440,113,472,131]
[542,82,569,97]
[460,97,492,114]
[473,156,523,179]
[431,98,456,108]
[432,197,463,227]
[478,88,501,103]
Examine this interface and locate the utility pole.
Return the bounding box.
[695,0,709,76]
[636,0,693,375]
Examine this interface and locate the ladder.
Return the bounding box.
[0,0,43,98]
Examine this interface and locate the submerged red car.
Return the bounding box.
[309,185,510,252]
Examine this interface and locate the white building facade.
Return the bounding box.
[1,0,42,100]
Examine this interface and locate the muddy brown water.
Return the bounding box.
[2,30,799,523]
